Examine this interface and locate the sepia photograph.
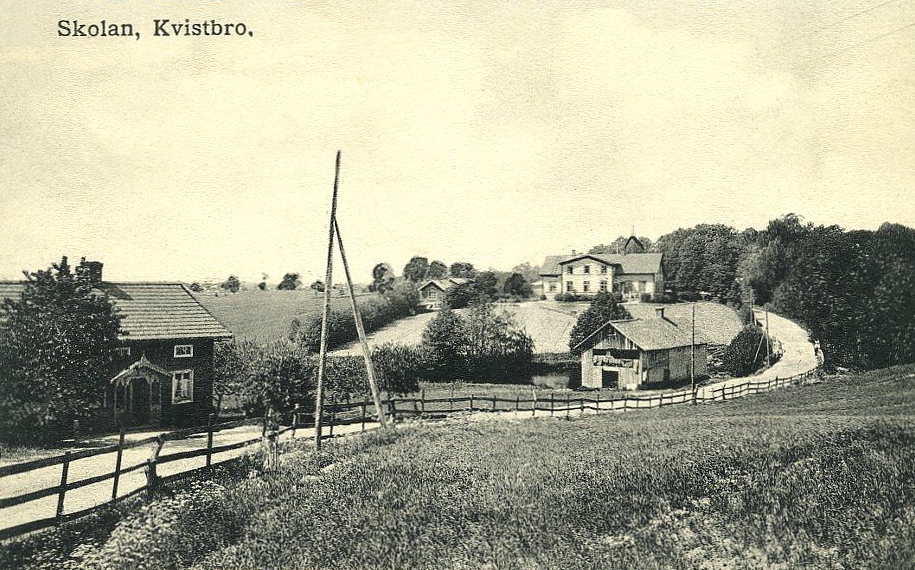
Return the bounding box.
[1,0,914,568]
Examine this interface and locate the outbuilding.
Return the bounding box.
[572,307,707,390]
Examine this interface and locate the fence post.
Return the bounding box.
[470,393,474,412]
[566,394,570,417]
[361,399,367,432]
[532,392,537,417]
[56,451,70,523]
[421,390,426,416]
[449,393,454,414]
[580,396,585,414]
[206,413,215,467]
[328,404,335,438]
[146,435,165,500]
[111,431,125,501]
[515,393,520,413]
[596,392,601,414]
[550,393,554,416]
[492,395,497,412]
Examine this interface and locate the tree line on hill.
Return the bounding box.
[625,215,915,371]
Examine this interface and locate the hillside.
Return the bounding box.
[195,289,376,342]
[9,365,911,569]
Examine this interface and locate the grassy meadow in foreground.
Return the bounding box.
[4,366,915,570]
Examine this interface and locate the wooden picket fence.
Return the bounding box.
[0,365,821,542]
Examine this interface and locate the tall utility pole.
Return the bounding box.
[765,308,771,366]
[690,301,696,399]
[314,151,341,450]
[333,219,387,429]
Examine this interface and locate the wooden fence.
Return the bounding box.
[0,366,821,542]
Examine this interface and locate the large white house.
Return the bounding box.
[538,249,664,300]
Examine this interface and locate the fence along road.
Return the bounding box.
[0,309,819,541]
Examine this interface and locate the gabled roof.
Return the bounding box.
[418,277,470,292]
[573,317,706,353]
[558,252,663,275]
[110,355,171,385]
[0,281,233,341]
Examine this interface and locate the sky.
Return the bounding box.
[1,0,913,285]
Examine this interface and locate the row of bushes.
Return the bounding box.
[287,281,419,352]
[214,340,422,417]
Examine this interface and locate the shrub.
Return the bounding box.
[539,294,547,301]
[371,343,426,395]
[289,285,418,352]
[639,292,652,303]
[721,325,774,377]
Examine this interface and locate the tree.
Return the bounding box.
[258,273,268,291]
[421,308,469,381]
[310,280,325,293]
[475,271,499,299]
[655,224,742,303]
[0,257,123,443]
[450,262,476,278]
[213,339,260,415]
[403,256,430,283]
[278,272,301,291]
[568,292,631,353]
[503,272,532,297]
[427,260,448,279]
[221,275,241,294]
[511,262,541,285]
[445,280,483,309]
[372,343,425,396]
[188,282,204,292]
[370,262,395,293]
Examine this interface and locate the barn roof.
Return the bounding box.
[0,281,232,341]
[572,316,706,353]
[418,277,471,292]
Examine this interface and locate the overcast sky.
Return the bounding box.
[1,0,913,284]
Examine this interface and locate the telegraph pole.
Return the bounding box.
[690,301,696,400]
[314,151,341,450]
[765,308,771,366]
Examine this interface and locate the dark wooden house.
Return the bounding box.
[0,259,232,428]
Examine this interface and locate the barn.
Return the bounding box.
[0,258,232,428]
[573,307,707,390]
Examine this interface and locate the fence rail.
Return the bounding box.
[0,366,821,542]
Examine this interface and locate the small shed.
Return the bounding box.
[572,307,707,390]
[418,277,470,310]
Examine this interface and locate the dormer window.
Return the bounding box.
[174,344,193,358]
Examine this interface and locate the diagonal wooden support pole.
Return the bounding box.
[333,219,388,429]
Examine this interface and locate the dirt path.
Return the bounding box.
[0,421,375,534]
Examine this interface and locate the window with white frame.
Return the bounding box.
[600,265,608,274]
[566,266,573,274]
[549,282,557,292]
[115,346,131,358]
[583,265,590,274]
[583,281,590,292]
[566,281,573,292]
[600,280,608,292]
[174,344,193,358]
[172,370,193,404]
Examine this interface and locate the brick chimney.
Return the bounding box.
[76,257,103,286]
[655,307,665,319]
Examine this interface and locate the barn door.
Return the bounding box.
[601,369,619,389]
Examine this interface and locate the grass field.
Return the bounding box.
[332,300,743,356]
[6,364,914,570]
[195,289,374,342]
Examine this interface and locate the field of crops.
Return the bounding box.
[7,364,913,569]
[195,289,374,342]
